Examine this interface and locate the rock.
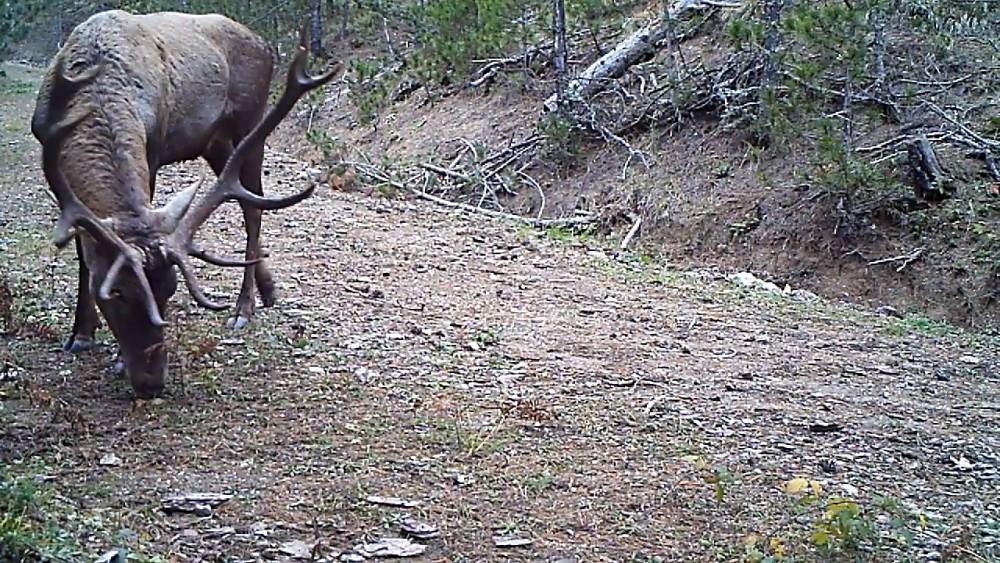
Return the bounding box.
[729,272,785,295]
[99,453,122,467]
[279,540,316,560]
[951,455,975,471]
[353,538,426,558]
[808,421,843,433]
[94,549,127,563]
[113,528,138,544]
[492,535,533,548]
[161,492,233,516]
[876,305,903,318]
[400,517,439,540]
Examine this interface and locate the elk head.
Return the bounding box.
[39,34,341,398]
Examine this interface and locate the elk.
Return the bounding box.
[31,10,340,398]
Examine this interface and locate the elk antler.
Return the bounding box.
[163,28,342,310]
[42,110,167,327]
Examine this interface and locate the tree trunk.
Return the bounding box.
[310,0,324,56]
[339,0,350,40]
[552,0,568,108]
[908,135,954,201]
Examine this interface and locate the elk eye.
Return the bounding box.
[110,289,123,299]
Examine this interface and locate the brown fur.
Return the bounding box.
[31,10,279,398]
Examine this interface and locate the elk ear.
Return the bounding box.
[152,178,202,233]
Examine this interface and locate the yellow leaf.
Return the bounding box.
[825,498,859,520]
[810,530,830,547]
[769,537,785,560]
[743,533,760,547]
[919,514,927,529]
[809,480,822,496]
[784,478,810,494]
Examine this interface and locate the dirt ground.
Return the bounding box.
[2,63,998,562]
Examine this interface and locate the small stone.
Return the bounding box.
[400,517,439,540]
[808,421,843,433]
[94,549,127,563]
[493,535,533,548]
[99,453,122,467]
[840,483,860,496]
[354,538,426,558]
[279,540,316,560]
[114,528,138,544]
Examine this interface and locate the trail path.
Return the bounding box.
[1,63,997,561]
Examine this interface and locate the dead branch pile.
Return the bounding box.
[346,137,595,227]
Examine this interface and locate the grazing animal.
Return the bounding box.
[31,10,339,398]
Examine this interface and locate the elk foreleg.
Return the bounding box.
[243,142,276,307]
[204,139,274,330]
[227,142,274,329]
[65,237,101,353]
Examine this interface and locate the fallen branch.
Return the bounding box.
[620,214,642,250]
[868,247,926,272]
[419,162,470,182]
[411,189,596,227]
[348,160,596,228]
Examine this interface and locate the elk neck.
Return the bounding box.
[58,73,157,240]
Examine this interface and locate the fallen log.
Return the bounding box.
[543,0,742,112]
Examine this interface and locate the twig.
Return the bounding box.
[348,160,595,227]
[923,101,1000,152]
[951,403,1000,411]
[620,214,642,250]
[867,247,926,271]
[419,162,471,182]
[412,189,596,227]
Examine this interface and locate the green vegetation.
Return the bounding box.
[883,315,954,338]
[0,470,81,561]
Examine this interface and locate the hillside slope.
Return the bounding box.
[285,0,1000,328]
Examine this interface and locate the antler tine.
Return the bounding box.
[98,253,128,300]
[166,251,228,310]
[129,254,167,326]
[189,247,267,267]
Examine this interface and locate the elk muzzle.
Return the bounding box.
[123,339,168,399]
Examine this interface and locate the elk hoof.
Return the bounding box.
[111,358,126,379]
[64,335,95,353]
[260,290,277,308]
[225,315,251,330]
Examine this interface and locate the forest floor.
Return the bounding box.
[2,63,998,562]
